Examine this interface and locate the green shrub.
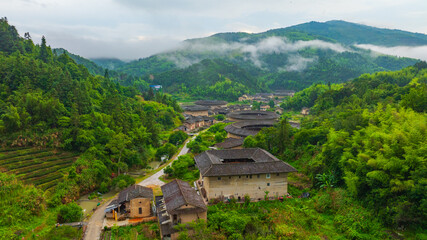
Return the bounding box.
[313,189,346,213]
[155,143,177,161]
[44,225,81,240]
[169,130,188,146]
[165,154,199,181]
[58,202,83,223]
[215,114,225,121]
[98,181,109,193]
[334,205,386,239]
[112,174,135,190]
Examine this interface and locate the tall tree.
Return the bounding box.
[277,118,291,153]
[38,36,49,63]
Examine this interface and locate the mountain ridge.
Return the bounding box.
[110,20,422,97]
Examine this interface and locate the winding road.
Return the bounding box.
[138,134,196,187]
[83,134,197,240]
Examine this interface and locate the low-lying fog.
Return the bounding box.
[356,44,427,61]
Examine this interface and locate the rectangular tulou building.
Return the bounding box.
[195,148,297,201]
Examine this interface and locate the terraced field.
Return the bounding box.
[0,148,78,191]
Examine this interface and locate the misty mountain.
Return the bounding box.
[53,49,145,89]
[91,58,126,70]
[286,20,427,47]
[153,58,264,93]
[114,20,423,93]
[54,48,105,76]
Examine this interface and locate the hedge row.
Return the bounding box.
[0,149,49,160]
[31,172,63,186]
[0,151,58,167]
[39,180,58,191]
[0,147,32,153]
[22,161,74,180]
[10,158,75,175]
[3,153,74,170]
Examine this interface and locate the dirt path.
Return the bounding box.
[138,134,196,187]
[83,199,112,240]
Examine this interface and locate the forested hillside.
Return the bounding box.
[53,48,150,92]
[286,20,427,46]
[245,62,426,234]
[91,57,126,70]
[112,20,421,99]
[0,18,183,239]
[152,59,264,101]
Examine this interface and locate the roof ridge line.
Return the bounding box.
[252,148,260,158]
[204,150,216,175]
[260,148,281,161]
[176,179,189,206]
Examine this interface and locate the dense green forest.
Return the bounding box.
[90,58,126,70]
[244,63,426,235]
[148,59,261,101]
[0,18,183,239]
[53,48,151,92]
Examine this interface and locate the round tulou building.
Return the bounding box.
[225,111,279,138]
[227,110,279,122]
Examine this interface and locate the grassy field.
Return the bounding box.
[0,147,78,191]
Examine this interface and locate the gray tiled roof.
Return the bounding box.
[161,179,207,214]
[227,110,279,120]
[215,137,244,149]
[117,185,153,203]
[195,148,297,177]
[195,100,228,106]
[224,120,276,137]
[183,105,209,111]
[185,115,214,124]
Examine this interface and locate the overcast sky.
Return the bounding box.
[2,0,427,60]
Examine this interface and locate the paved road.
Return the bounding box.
[138,135,196,187]
[83,199,112,240]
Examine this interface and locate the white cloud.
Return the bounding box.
[280,55,317,72]
[164,36,349,70]
[356,44,427,61]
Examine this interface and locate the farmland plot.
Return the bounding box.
[0,148,78,191]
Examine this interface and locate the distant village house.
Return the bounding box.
[301,107,310,116]
[179,115,215,132]
[149,85,163,91]
[182,105,209,116]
